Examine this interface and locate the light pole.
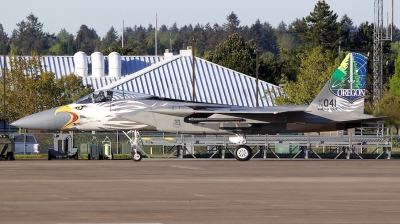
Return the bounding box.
[191,39,196,101]
[254,49,263,107]
[2,40,6,131]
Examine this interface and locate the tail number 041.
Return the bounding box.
[318,99,337,110]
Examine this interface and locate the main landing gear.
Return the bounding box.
[234,145,252,161]
[230,134,252,161]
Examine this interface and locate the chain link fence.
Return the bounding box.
[13,130,397,159]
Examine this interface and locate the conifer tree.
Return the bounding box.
[292,1,342,51]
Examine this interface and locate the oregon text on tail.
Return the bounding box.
[308,52,367,114]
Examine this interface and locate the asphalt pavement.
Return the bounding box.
[0,159,399,224]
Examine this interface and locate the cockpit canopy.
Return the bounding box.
[75,89,153,104]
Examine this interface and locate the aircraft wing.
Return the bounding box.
[190,106,307,114]
[150,105,308,116]
[147,104,308,124]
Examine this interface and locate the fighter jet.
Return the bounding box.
[11,52,381,161]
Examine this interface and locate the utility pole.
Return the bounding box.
[191,39,196,101]
[392,0,394,41]
[155,13,158,55]
[3,40,6,130]
[254,49,263,107]
[122,20,124,48]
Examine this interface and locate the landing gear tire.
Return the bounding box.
[234,145,252,161]
[88,154,91,160]
[132,151,142,162]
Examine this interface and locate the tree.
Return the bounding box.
[258,57,284,85]
[170,22,179,35]
[121,26,134,46]
[49,29,73,55]
[171,32,190,53]
[11,13,54,54]
[389,53,400,95]
[352,22,374,50]
[374,50,400,134]
[102,43,137,56]
[99,26,118,51]
[1,51,92,122]
[136,30,149,55]
[292,1,342,51]
[205,33,256,76]
[275,21,299,57]
[66,34,76,55]
[374,91,400,134]
[340,14,356,48]
[132,25,146,38]
[261,22,279,56]
[392,41,400,54]
[392,25,400,42]
[55,74,93,105]
[0,23,9,53]
[274,46,337,105]
[56,28,70,42]
[246,20,278,56]
[75,25,99,54]
[223,12,241,35]
[190,24,208,56]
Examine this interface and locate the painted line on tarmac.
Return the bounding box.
[169,165,201,170]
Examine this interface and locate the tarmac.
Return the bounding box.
[0,159,400,224]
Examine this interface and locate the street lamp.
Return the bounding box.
[254,49,263,107]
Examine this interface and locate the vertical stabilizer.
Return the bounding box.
[307,52,368,114]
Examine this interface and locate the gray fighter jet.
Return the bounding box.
[11,52,381,161]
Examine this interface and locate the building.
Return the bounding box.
[0,49,282,107]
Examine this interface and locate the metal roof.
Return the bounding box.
[0,55,164,90]
[0,54,281,107]
[101,55,281,107]
[0,55,164,77]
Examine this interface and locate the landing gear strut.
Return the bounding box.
[123,130,148,162]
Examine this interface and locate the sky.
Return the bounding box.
[1,0,398,37]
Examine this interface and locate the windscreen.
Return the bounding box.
[14,135,36,143]
[74,89,154,104]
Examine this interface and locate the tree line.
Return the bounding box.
[1,1,400,132]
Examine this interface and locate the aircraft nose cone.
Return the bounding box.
[11,107,72,130]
